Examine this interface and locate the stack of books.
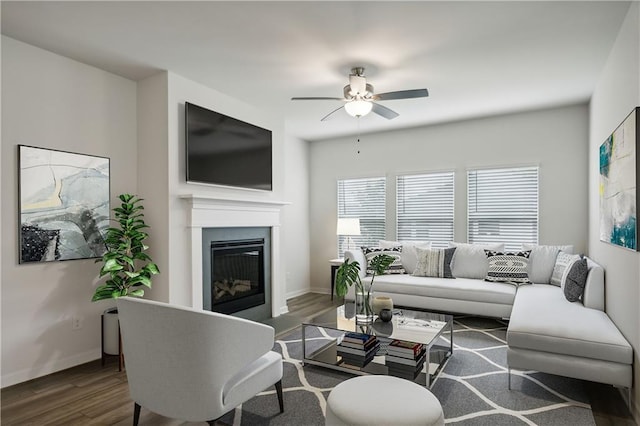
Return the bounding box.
[385,339,426,380]
[337,332,380,368]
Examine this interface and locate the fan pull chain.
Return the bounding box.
[356,117,361,154]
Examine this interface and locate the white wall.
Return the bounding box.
[309,104,589,294]
[136,73,170,303]
[1,37,138,387]
[282,132,311,299]
[588,2,640,416]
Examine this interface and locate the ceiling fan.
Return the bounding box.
[291,67,429,121]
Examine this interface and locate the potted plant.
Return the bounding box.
[334,254,394,323]
[92,194,159,360]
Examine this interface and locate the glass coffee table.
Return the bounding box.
[302,303,453,387]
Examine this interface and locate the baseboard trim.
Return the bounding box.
[309,286,330,295]
[1,349,101,388]
[285,288,310,300]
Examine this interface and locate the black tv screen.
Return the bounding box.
[185,102,273,191]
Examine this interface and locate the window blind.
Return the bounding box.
[467,167,539,251]
[337,177,386,257]
[397,172,454,249]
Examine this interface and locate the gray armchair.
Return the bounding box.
[116,297,284,425]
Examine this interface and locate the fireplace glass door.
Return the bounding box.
[210,238,265,314]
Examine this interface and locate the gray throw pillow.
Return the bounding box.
[564,257,588,302]
[413,247,456,278]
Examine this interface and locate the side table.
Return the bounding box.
[329,258,344,300]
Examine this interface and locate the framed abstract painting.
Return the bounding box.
[19,145,110,263]
[599,107,640,251]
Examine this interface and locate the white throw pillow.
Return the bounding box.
[379,240,431,274]
[522,244,574,284]
[448,242,504,279]
[550,251,581,287]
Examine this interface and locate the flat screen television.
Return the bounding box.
[185,102,273,191]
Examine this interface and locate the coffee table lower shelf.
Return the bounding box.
[302,322,452,388]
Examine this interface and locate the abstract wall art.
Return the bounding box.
[599,107,640,251]
[19,145,110,263]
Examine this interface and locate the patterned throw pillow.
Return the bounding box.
[484,250,532,285]
[550,251,580,286]
[564,256,588,302]
[361,246,404,274]
[413,247,457,278]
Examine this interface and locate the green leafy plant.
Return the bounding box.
[92,194,160,302]
[335,254,395,317]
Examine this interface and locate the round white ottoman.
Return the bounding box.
[325,375,444,426]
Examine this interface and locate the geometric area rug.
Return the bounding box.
[219,316,596,425]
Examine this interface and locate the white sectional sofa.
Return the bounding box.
[344,244,633,390]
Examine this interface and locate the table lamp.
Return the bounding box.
[337,218,361,252]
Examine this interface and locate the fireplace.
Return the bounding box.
[210,238,266,314]
[181,194,288,319]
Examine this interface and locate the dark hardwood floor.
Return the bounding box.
[1,293,634,425]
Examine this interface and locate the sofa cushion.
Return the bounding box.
[379,240,431,274]
[362,246,404,274]
[449,242,504,279]
[364,274,516,305]
[564,257,588,302]
[522,244,574,284]
[550,251,580,286]
[413,247,456,278]
[484,250,531,285]
[508,284,632,364]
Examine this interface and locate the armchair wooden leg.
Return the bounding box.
[275,380,284,413]
[133,402,141,426]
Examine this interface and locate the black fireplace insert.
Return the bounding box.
[210,238,265,314]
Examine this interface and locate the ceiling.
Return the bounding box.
[1,1,631,141]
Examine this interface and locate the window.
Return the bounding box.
[337,177,386,257]
[467,166,539,251]
[396,172,454,248]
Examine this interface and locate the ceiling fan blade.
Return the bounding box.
[291,97,344,101]
[320,105,345,121]
[373,89,429,101]
[371,103,399,120]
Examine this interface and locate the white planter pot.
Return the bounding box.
[102,307,120,356]
[371,296,394,315]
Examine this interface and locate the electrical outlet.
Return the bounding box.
[72,316,84,330]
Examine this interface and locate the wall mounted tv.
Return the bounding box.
[185,102,273,191]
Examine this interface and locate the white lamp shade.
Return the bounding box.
[337,218,361,236]
[344,100,373,117]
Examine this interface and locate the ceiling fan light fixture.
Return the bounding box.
[344,99,373,117]
[292,66,428,121]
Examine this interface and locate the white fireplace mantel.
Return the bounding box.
[180,194,290,317]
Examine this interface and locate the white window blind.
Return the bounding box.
[337,177,386,257]
[467,166,539,251]
[397,172,454,248]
